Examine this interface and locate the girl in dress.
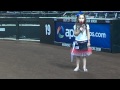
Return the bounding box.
[71,11,92,72]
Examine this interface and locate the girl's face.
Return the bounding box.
[78,15,85,24]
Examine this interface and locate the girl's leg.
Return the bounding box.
[82,57,88,72]
[74,56,80,71]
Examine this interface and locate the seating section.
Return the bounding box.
[0,11,120,18]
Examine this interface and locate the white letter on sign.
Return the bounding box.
[45,24,51,35]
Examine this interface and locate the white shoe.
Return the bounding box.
[74,67,79,72]
[83,68,88,72]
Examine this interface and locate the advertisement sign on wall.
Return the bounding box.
[55,22,111,49]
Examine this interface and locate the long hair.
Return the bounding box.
[75,14,88,35]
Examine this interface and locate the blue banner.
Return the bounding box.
[55,22,75,43]
[55,22,111,49]
[89,24,111,49]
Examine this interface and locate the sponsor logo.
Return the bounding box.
[57,25,107,39]
[57,26,65,38]
[57,25,75,39]
[91,47,102,51]
[62,43,71,47]
[90,32,107,38]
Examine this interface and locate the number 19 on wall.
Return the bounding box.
[45,24,51,35]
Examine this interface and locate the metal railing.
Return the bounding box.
[0,11,120,19]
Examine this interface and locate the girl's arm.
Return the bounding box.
[74,25,81,36]
[74,29,81,36]
[86,25,91,46]
[87,28,90,43]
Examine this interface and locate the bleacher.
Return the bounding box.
[0,11,64,17]
[62,11,120,19]
[0,11,120,19]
